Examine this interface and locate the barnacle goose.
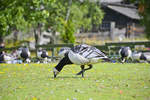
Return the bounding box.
[119,47,132,63]
[132,51,150,63]
[17,47,31,63]
[37,49,51,63]
[53,44,111,78]
[132,51,144,62]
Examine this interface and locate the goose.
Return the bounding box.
[140,52,150,63]
[131,51,146,62]
[119,47,132,63]
[37,49,51,63]
[53,44,111,78]
[17,47,31,63]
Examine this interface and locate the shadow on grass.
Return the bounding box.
[48,75,91,79]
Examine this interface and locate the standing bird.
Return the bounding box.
[53,44,111,78]
[132,51,145,62]
[119,47,132,63]
[17,47,31,63]
[132,51,150,63]
[37,49,51,63]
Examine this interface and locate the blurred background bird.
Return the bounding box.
[17,47,31,63]
[37,48,51,63]
[119,47,132,63]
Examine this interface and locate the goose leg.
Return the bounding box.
[81,65,84,78]
[76,65,85,77]
[85,64,93,71]
[76,64,93,77]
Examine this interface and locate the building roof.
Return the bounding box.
[105,4,141,20]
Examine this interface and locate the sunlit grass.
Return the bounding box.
[76,37,148,45]
[0,63,150,100]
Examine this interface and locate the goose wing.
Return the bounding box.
[71,44,107,59]
[68,44,108,65]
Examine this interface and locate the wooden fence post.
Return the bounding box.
[110,22,115,40]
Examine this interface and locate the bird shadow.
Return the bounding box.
[48,75,91,79]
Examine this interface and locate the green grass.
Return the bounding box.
[0,63,150,100]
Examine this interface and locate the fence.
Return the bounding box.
[105,41,150,59]
[35,43,74,60]
[0,41,150,61]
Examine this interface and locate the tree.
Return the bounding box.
[0,0,104,44]
[0,0,50,43]
[52,0,104,43]
[139,1,150,39]
[132,0,150,39]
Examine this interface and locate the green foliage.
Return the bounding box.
[0,0,104,43]
[0,63,150,99]
[58,0,104,43]
[132,0,150,39]
[141,1,150,39]
[0,0,51,38]
[60,19,75,43]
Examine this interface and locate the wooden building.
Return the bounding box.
[77,0,144,41]
[100,2,140,31]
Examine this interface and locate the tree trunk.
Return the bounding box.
[34,24,42,45]
[34,23,42,57]
[34,29,38,46]
[65,0,72,21]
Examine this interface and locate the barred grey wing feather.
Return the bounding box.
[72,44,107,59]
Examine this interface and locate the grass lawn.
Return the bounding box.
[0,63,150,100]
